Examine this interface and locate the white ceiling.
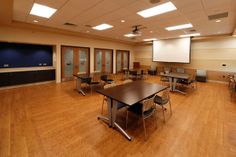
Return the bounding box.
[13,0,236,42]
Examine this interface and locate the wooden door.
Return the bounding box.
[61,46,90,81]
[116,50,130,73]
[94,48,113,73]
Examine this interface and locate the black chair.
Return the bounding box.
[100,75,114,85]
[126,96,157,140]
[154,89,172,123]
[82,77,100,93]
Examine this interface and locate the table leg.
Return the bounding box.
[97,98,112,127]
[169,77,173,91]
[76,78,86,96]
[172,78,186,94]
[112,100,132,141]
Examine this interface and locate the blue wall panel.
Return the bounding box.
[0,42,53,68]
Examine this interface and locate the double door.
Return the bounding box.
[94,48,113,73]
[61,46,89,81]
[116,50,129,73]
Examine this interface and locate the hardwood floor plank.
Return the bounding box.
[0,76,235,157]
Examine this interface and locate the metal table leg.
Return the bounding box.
[76,78,86,96]
[172,78,186,94]
[98,98,112,127]
[98,98,132,141]
[112,100,132,141]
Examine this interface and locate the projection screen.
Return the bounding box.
[152,37,191,63]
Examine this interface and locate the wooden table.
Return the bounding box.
[160,72,189,94]
[96,81,168,140]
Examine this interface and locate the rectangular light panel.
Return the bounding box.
[92,24,113,30]
[137,2,177,18]
[180,33,200,37]
[124,34,136,37]
[166,23,193,31]
[30,3,57,18]
[143,38,157,41]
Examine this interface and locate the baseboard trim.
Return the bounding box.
[207,80,228,84]
[0,81,56,90]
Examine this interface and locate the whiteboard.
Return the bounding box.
[153,37,191,63]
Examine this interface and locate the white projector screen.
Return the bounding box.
[153,37,191,63]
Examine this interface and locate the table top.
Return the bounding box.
[96,81,168,106]
[73,72,110,79]
[160,72,189,79]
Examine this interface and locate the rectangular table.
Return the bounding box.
[160,72,189,94]
[96,81,168,140]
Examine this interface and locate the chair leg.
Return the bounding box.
[154,110,158,129]
[126,110,129,129]
[142,116,147,140]
[101,97,105,115]
[169,100,172,115]
[162,106,166,123]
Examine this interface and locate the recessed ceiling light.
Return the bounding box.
[143,38,157,41]
[124,34,136,37]
[121,20,125,23]
[92,23,113,30]
[30,3,57,18]
[216,19,221,23]
[179,33,200,37]
[166,23,193,31]
[150,31,153,33]
[137,2,177,18]
[33,20,38,23]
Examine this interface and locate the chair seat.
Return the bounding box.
[128,102,155,118]
[106,79,114,84]
[154,95,168,105]
[117,102,126,109]
[128,103,143,115]
[90,81,100,85]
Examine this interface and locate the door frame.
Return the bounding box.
[61,45,90,80]
[94,48,113,73]
[116,49,130,73]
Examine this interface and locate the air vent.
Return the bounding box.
[189,29,196,32]
[149,0,161,4]
[64,22,77,26]
[85,24,92,27]
[208,12,228,20]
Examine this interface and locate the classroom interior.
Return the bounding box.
[0,0,236,157]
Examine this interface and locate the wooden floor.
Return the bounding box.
[0,76,236,157]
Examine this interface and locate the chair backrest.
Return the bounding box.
[123,79,133,84]
[133,62,140,69]
[142,96,155,112]
[104,83,116,89]
[196,69,206,77]
[101,75,108,81]
[176,67,184,73]
[150,65,157,71]
[161,89,170,101]
[164,67,171,74]
[77,72,87,75]
[81,77,92,84]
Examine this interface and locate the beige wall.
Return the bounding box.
[133,37,236,82]
[0,26,134,83]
